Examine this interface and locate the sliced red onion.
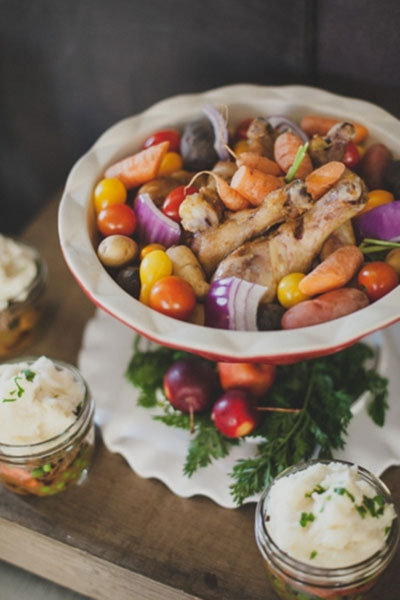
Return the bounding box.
[202,104,229,161]
[353,202,400,242]
[268,116,309,143]
[134,193,181,248]
[205,277,267,331]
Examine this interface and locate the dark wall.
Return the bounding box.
[1,0,400,233]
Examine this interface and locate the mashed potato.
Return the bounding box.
[0,356,84,445]
[266,462,397,568]
[0,235,37,311]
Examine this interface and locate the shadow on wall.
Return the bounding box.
[0,39,70,233]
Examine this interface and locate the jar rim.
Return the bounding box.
[0,356,93,456]
[255,459,400,579]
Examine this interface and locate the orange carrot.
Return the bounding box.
[305,161,346,200]
[236,152,283,176]
[273,132,313,179]
[105,141,170,188]
[230,165,282,207]
[298,245,364,296]
[300,115,369,144]
[186,170,250,211]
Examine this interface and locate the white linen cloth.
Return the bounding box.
[79,309,400,509]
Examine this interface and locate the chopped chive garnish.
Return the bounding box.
[23,369,36,382]
[356,495,385,519]
[300,512,315,527]
[2,398,16,403]
[13,376,24,398]
[285,142,309,183]
[385,526,391,536]
[334,487,355,502]
[310,550,317,560]
[305,484,326,498]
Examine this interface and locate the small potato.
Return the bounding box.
[360,143,392,190]
[281,288,369,330]
[97,235,138,268]
[386,248,400,276]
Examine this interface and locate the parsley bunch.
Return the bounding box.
[125,338,388,506]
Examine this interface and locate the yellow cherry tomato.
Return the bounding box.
[359,189,394,215]
[139,250,172,305]
[234,140,251,155]
[93,178,127,213]
[356,144,366,158]
[158,152,183,176]
[277,273,309,309]
[140,243,166,260]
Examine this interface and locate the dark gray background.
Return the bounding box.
[1,0,400,233]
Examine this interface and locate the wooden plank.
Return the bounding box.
[0,196,399,600]
[0,519,197,600]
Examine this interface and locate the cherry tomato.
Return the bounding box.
[357,261,399,301]
[97,204,136,237]
[143,129,181,153]
[93,178,127,213]
[139,250,172,305]
[149,275,196,320]
[277,273,309,308]
[235,118,253,140]
[158,152,183,176]
[162,185,198,223]
[359,189,394,215]
[343,142,360,170]
[140,243,165,260]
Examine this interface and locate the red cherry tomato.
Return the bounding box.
[357,261,399,301]
[97,204,137,237]
[162,185,198,223]
[235,118,253,140]
[343,142,360,169]
[143,129,181,153]
[149,276,196,320]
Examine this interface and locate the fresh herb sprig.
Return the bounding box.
[125,338,388,506]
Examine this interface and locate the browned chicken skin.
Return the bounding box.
[213,171,367,302]
[308,122,355,166]
[191,180,313,277]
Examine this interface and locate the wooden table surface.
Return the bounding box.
[0,197,399,600]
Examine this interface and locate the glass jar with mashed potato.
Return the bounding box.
[255,460,399,600]
[0,356,95,496]
[0,235,47,357]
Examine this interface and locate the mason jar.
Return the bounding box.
[255,460,399,600]
[0,358,95,496]
[0,241,47,358]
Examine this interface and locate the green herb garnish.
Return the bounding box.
[2,397,17,403]
[310,550,318,559]
[13,376,24,398]
[385,526,391,535]
[23,369,36,382]
[125,337,389,506]
[285,142,309,183]
[356,495,385,519]
[300,512,315,527]
[305,484,326,498]
[334,487,355,502]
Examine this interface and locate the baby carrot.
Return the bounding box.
[300,115,369,144]
[305,161,346,200]
[236,152,283,176]
[186,170,250,211]
[105,141,170,188]
[230,165,282,207]
[273,132,313,179]
[298,245,364,296]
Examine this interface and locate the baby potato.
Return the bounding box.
[97,235,138,268]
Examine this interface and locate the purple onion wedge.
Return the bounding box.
[134,193,181,248]
[268,116,309,143]
[203,104,229,161]
[205,277,267,331]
